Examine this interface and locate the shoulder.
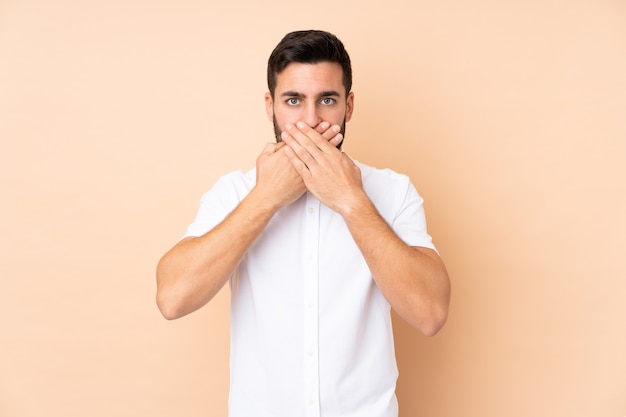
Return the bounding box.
[354,160,413,194]
[353,159,424,217]
[184,168,256,238]
[216,167,256,188]
[201,167,256,201]
[354,160,435,250]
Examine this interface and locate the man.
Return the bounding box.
[157,30,450,417]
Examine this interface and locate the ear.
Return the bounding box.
[345,91,355,122]
[264,92,274,122]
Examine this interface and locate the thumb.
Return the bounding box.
[262,142,280,155]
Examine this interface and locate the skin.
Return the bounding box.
[155,123,342,321]
[156,61,450,336]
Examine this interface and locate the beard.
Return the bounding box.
[273,115,346,150]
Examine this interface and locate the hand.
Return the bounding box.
[254,142,305,210]
[281,121,366,214]
[254,122,344,211]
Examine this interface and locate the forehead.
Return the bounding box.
[275,62,345,96]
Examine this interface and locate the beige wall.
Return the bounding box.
[1,1,625,416]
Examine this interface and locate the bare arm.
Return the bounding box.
[282,122,450,335]
[156,185,281,320]
[339,193,450,336]
[156,125,343,320]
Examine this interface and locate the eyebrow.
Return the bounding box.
[280,90,341,99]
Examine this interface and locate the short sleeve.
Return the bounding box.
[391,178,437,252]
[183,171,253,238]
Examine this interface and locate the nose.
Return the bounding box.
[302,103,322,128]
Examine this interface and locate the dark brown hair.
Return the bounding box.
[267,30,352,98]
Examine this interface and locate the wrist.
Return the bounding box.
[337,189,373,220]
[246,187,283,217]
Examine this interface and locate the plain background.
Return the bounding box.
[1,0,625,416]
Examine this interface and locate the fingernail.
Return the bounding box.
[332,125,340,133]
[296,121,305,129]
[285,123,293,130]
[281,131,288,140]
[320,121,329,129]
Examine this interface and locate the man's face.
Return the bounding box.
[265,62,354,145]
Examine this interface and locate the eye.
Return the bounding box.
[286,98,300,106]
[321,98,335,105]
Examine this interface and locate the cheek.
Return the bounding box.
[321,108,346,124]
[273,108,299,126]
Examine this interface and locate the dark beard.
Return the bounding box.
[273,115,346,150]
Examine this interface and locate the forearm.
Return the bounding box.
[156,188,278,320]
[341,193,451,336]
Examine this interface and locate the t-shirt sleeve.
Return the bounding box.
[183,172,248,238]
[391,178,437,252]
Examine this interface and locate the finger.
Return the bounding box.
[321,124,341,140]
[261,142,278,155]
[284,145,312,179]
[285,122,326,156]
[322,124,343,148]
[281,130,318,168]
[314,121,330,134]
[294,121,337,154]
[328,132,344,147]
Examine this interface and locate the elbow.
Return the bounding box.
[419,305,448,337]
[419,271,451,337]
[412,291,450,337]
[156,289,184,321]
[156,257,186,321]
[399,300,449,337]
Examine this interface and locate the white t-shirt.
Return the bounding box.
[185,160,436,417]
